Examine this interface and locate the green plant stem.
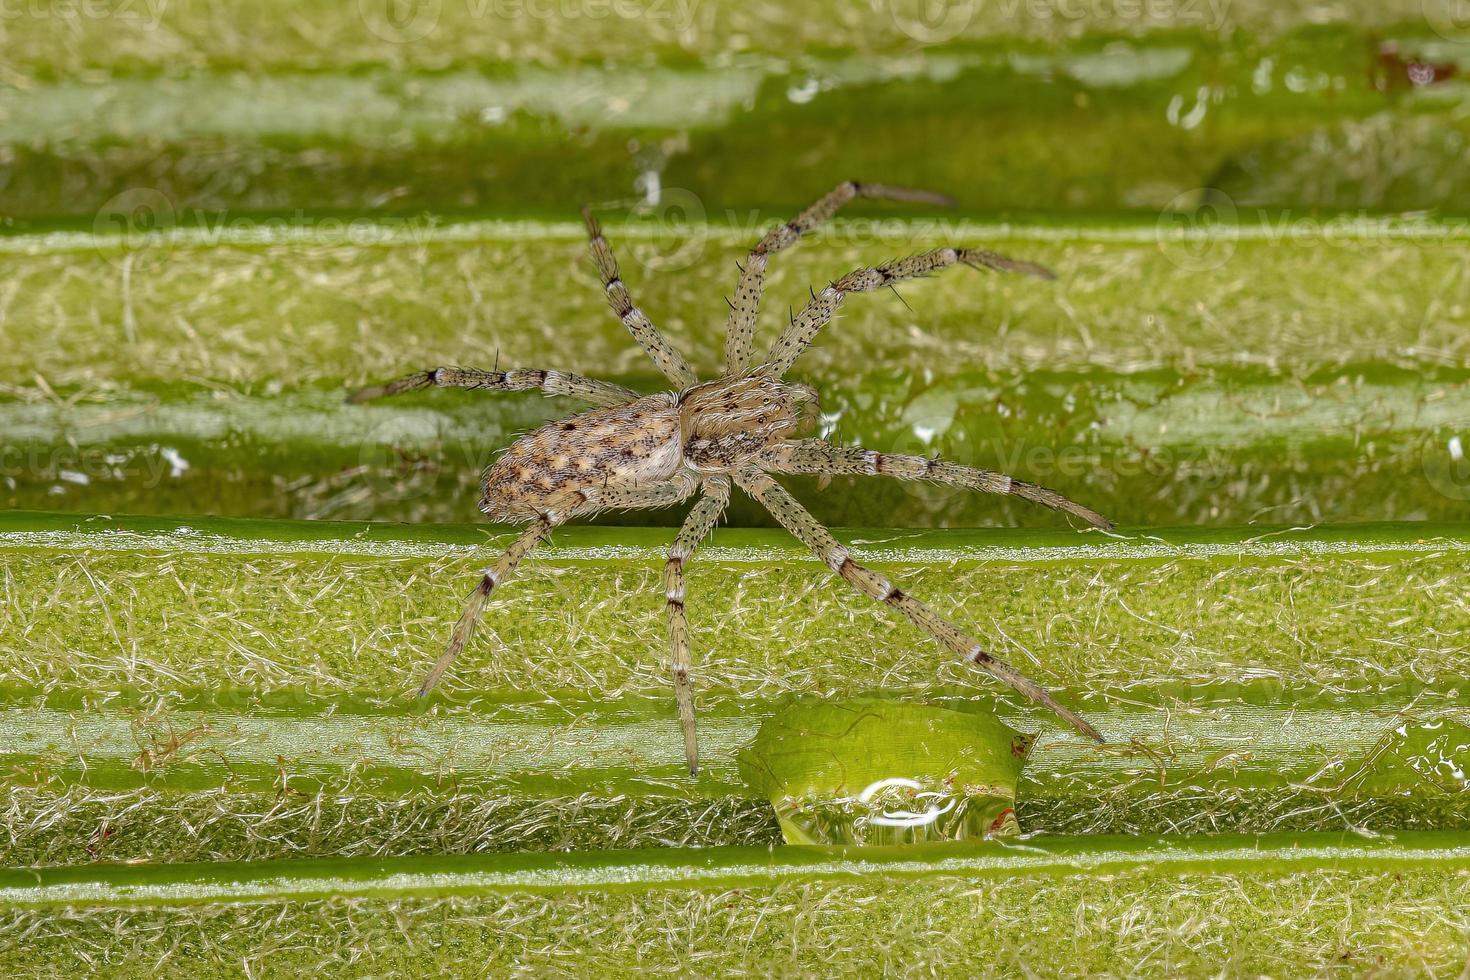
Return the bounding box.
[1,511,1468,863]
[6,21,1470,218]
[3,830,1470,907]
[6,214,1469,528]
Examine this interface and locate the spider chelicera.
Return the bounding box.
[350,181,1110,775]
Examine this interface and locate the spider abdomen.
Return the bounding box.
[480,393,683,521]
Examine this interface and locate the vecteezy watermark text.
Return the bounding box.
[1156,188,1470,272]
[0,0,167,25]
[0,444,190,493]
[358,0,701,43]
[92,188,443,268]
[885,0,1232,43]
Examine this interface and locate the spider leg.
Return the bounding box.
[760,439,1111,530]
[724,181,954,377]
[734,467,1102,742]
[664,474,732,776]
[418,473,698,698]
[761,247,1055,377]
[348,366,637,407]
[417,516,559,697]
[581,207,698,388]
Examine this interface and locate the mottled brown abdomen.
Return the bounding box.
[480,393,683,521]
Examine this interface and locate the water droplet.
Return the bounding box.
[738,698,1033,845]
[786,78,820,104]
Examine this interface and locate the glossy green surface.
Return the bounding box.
[738,698,1030,843]
[5,866,1470,975]
[5,18,1470,218]
[5,4,1470,972]
[4,218,1469,528]
[0,511,1467,868]
[5,831,1470,905]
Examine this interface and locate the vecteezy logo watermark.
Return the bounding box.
[1155,187,1238,273]
[886,0,981,42]
[621,186,709,274]
[93,187,178,271]
[358,0,441,42]
[1424,0,1470,42]
[356,414,447,503]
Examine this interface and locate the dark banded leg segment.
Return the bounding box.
[734,468,1102,742]
[761,246,1056,377]
[419,474,698,699]
[760,439,1111,530]
[417,516,558,698]
[348,366,637,407]
[582,207,698,388]
[664,475,732,775]
[724,181,955,376]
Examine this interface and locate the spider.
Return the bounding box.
[350,181,1110,775]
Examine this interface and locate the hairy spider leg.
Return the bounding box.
[735,467,1103,742]
[724,181,955,376]
[761,438,1111,530]
[417,475,699,698]
[582,207,699,388]
[664,475,732,775]
[762,247,1055,377]
[348,365,638,406]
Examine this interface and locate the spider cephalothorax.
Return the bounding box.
[351,181,1110,775]
[680,374,817,471]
